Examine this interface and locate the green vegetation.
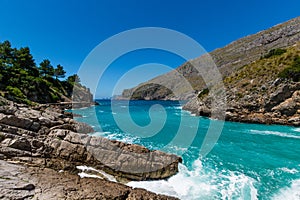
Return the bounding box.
[0,176,11,180]
[198,88,209,98]
[67,74,80,83]
[262,48,287,59]
[6,86,25,99]
[223,43,300,103]
[278,56,300,81]
[54,64,66,79]
[224,46,298,85]
[0,40,82,104]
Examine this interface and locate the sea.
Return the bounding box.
[71,100,300,200]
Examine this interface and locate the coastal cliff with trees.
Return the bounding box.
[0,41,92,105]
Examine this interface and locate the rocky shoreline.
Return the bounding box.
[0,97,180,199]
[183,82,300,126]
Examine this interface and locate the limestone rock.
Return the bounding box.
[0,114,33,130]
[0,160,179,200]
[0,99,181,199]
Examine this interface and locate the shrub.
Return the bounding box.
[198,88,209,98]
[6,86,25,98]
[50,93,59,102]
[278,56,300,82]
[242,82,249,87]
[237,93,243,99]
[263,48,287,59]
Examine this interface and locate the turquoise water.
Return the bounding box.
[72,100,300,200]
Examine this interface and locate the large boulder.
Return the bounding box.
[47,129,182,181]
[272,90,300,116]
[0,114,33,130]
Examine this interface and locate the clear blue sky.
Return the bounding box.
[0,0,299,98]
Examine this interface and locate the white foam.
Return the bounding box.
[250,130,300,139]
[182,109,197,117]
[218,171,258,200]
[272,179,300,200]
[78,106,89,110]
[292,127,300,132]
[166,106,183,110]
[163,146,188,155]
[279,167,299,174]
[91,131,111,137]
[127,163,212,199]
[174,106,183,110]
[78,172,104,179]
[104,132,138,144]
[76,166,117,182]
[127,159,258,200]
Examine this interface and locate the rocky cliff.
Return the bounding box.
[121,16,300,100]
[119,16,300,126]
[184,42,300,126]
[0,97,180,199]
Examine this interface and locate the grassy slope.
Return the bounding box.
[224,43,300,104]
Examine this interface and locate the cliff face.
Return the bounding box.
[184,42,300,126]
[121,16,300,100]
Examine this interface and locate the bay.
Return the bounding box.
[72,100,300,200]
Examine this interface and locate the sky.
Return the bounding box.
[0,0,299,98]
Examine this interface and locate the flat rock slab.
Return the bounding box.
[0,160,178,200]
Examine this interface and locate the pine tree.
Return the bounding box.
[39,59,54,77]
[54,64,66,79]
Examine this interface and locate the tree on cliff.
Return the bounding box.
[39,59,54,77]
[54,64,66,79]
[67,74,81,84]
[0,40,89,104]
[14,47,39,76]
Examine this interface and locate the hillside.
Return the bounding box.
[183,43,300,126]
[0,41,93,105]
[121,16,300,100]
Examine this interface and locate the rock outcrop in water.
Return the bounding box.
[0,97,180,199]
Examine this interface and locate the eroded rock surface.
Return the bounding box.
[0,101,181,199]
[184,82,300,126]
[0,160,178,200]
